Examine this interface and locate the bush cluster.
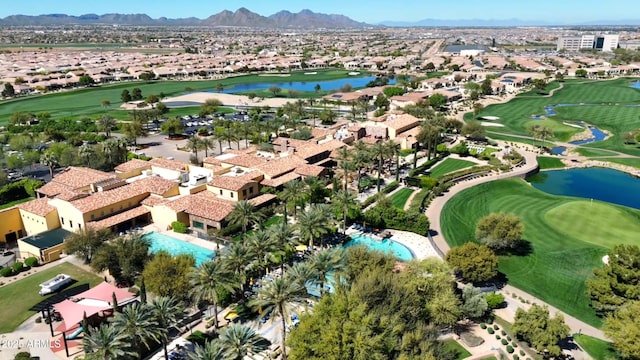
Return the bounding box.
[171,221,188,234]
[12,261,23,273]
[506,345,514,353]
[487,327,495,334]
[363,205,430,235]
[0,267,12,277]
[0,178,44,203]
[24,257,38,268]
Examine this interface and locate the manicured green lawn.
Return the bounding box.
[537,157,565,170]
[0,262,102,333]
[598,157,640,169]
[441,178,640,327]
[389,188,415,209]
[0,197,34,210]
[443,339,472,360]
[0,69,368,125]
[429,158,477,178]
[574,147,619,157]
[574,334,619,360]
[476,78,640,156]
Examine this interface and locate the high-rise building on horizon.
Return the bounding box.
[557,34,618,52]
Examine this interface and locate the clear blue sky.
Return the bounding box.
[1,0,637,23]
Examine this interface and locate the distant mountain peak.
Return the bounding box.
[0,9,370,28]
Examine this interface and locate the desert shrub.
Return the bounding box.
[480,323,487,329]
[493,324,499,330]
[507,345,514,353]
[501,338,508,345]
[501,330,507,336]
[513,355,519,360]
[14,352,32,360]
[512,342,518,348]
[0,267,12,277]
[519,350,525,356]
[24,257,39,267]
[171,221,188,234]
[488,327,495,334]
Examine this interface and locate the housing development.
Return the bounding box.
[0,6,640,360]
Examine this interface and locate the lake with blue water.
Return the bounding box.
[213,76,396,94]
[526,167,640,210]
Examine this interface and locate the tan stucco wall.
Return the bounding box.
[206,183,258,201]
[19,209,61,236]
[49,198,87,233]
[149,205,180,230]
[0,208,24,244]
[18,240,42,259]
[83,193,150,224]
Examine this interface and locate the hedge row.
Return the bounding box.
[361,181,400,208]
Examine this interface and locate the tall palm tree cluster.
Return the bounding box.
[336,139,402,192]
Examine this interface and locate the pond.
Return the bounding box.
[526,167,640,209]
[569,126,608,145]
[212,76,396,94]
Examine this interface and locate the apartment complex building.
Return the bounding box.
[557,34,619,52]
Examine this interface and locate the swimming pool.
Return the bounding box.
[144,232,215,266]
[344,233,414,261]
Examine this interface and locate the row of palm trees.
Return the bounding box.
[334,139,402,192]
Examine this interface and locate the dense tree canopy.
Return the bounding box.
[587,244,640,316]
[446,242,498,283]
[603,301,640,359]
[288,252,460,360]
[475,213,524,251]
[141,251,195,301]
[461,120,486,141]
[512,304,570,357]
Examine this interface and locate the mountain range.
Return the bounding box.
[0,8,369,28]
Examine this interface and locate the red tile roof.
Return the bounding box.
[38,167,115,197]
[384,114,421,131]
[248,193,277,207]
[294,164,328,177]
[166,191,235,222]
[17,198,56,216]
[260,172,301,188]
[220,154,267,168]
[114,159,151,173]
[208,176,256,191]
[86,206,150,230]
[254,155,306,178]
[150,157,187,171]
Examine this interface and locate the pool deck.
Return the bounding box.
[142,224,225,253]
[345,228,441,260]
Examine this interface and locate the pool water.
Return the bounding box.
[145,232,215,266]
[344,233,414,261]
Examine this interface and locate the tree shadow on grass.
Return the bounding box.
[500,239,533,257]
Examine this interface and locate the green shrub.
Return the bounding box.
[14,352,32,360]
[512,342,518,348]
[513,355,519,360]
[501,330,507,336]
[496,335,501,340]
[507,336,511,341]
[480,323,487,329]
[487,327,494,334]
[507,345,514,353]
[501,338,508,345]
[24,257,39,267]
[519,350,525,356]
[493,324,499,330]
[35,317,42,323]
[0,267,13,277]
[171,221,188,234]
[12,261,23,273]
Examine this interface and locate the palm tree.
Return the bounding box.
[189,260,237,329]
[40,151,58,179]
[246,229,278,275]
[110,302,160,359]
[286,261,316,289]
[83,323,136,360]
[303,176,327,204]
[296,204,332,248]
[78,143,94,166]
[269,223,298,271]
[335,147,354,191]
[280,180,307,220]
[186,136,203,162]
[370,141,387,192]
[218,324,270,360]
[309,248,346,294]
[250,276,307,360]
[227,200,264,239]
[101,139,117,166]
[352,141,371,193]
[96,115,117,138]
[187,340,226,360]
[201,137,214,158]
[331,190,360,234]
[384,140,401,182]
[221,242,251,293]
[149,296,185,360]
